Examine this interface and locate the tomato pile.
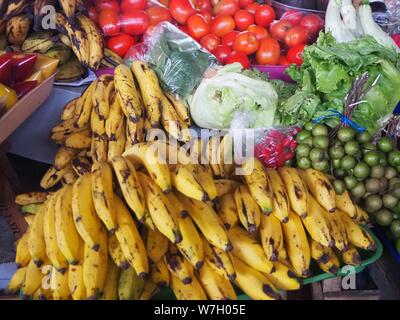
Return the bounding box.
[90,0,324,67]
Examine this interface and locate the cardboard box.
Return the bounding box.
[0,74,55,144]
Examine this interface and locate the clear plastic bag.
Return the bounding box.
[124,21,218,98]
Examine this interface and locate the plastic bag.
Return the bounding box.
[125,21,218,98]
[386,0,400,35]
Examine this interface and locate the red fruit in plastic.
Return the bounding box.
[14,80,37,99]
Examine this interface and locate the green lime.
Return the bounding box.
[303,136,314,148]
[356,131,372,143]
[362,142,377,152]
[388,150,400,166]
[350,182,366,198]
[344,176,358,190]
[332,158,341,169]
[397,165,400,174]
[332,140,342,148]
[344,141,360,156]
[312,124,328,137]
[309,148,325,162]
[363,151,380,167]
[366,194,383,213]
[312,160,329,172]
[392,220,400,239]
[313,136,329,149]
[354,162,370,180]
[340,155,356,170]
[379,153,388,166]
[296,144,311,158]
[297,157,312,169]
[396,238,400,254]
[333,180,346,195]
[304,121,315,131]
[296,130,312,143]
[329,146,345,160]
[337,127,355,142]
[374,209,393,227]
[378,137,394,153]
[334,168,346,178]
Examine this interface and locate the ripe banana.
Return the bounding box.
[105,95,125,141]
[16,231,31,267]
[61,98,78,121]
[114,64,143,123]
[101,48,124,68]
[54,147,77,171]
[234,184,261,235]
[317,250,340,275]
[61,165,79,185]
[302,196,334,248]
[83,224,108,299]
[118,266,145,300]
[264,261,301,291]
[165,92,191,126]
[91,162,116,232]
[68,262,86,300]
[310,238,331,264]
[50,267,70,300]
[299,168,336,213]
[108,233,129,270]
[64,129,92,149]
[40,166,68,190]
[77,14,103,70]
[75,82,96,129]
[58,0,76,20]
[22,32,56,53]
[22,205,43,215]
[230,255,281,300]
[216,193,239,230]
[55,55,87,82]
[228,226,274,274]
[266,169,290,223]
[322,208,348,251]
[260,214,286,262]
[335,190,356,219]
[341,244,361,266]
[6,14,31,45]
[198,262,237,300]
[177,194,231,252]
[111,156,153,228]
[164,243,194,285]
[215,179,240,197]
[6,266,27,294]
[354,206,369,224]
[171,164,208,201]
[92,75,114,120]
[339,212,376,251]
[206,136,222,177]
[43,193,68,273]
[21,259,46,299]
[202,236,236,281]
[100,260,120,300]
[71,156,92,176]
[171,273,207,300]
[139,281,159,300]
[281,211,311,278]
[242,158,273,214]
[28,203,47,267]
[150,259,170,288]
[146,228,169,263]
[71,173,102,251]
[45,43,72,65]
[138,172,181,244]
[108,130,126,160]
[54,185,82,265]
[5,0,29,19]
[15,192,49,205]
[161,94,191,142]
[218,134,235,178]
[114,194,149,278]
[196,164,218,200]
[131,60,162,128]
[123,142,172,193]
[278,167,308,218]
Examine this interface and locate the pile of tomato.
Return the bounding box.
[90,0,324,68]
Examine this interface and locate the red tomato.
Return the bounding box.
[255,37,280,65]
[281,9,303,25]
[121,0,147,12]
[254,5,275,27]
[179,25,190,34]
[213,45,232,63]
[269,20,292,42]
[194,0,212,11]
[197,10,212,23]
[199,34,221,52]
[278,55,290,65]
[169,0,196,24]
[287,43,305,65]
[284,26,308,47]
[88,6,98,23]
[107,33,136,57]
[147,6,172,25]
[247,24,268,42]
[98,9,120,36]
[212,0,239,16]
[234,10,254,31]
[210,15,235,37]
[120,10,150,35]
[245,2,259,15]
[238,0,253,9]
[226,51,250,68]
[187,14,210,39]
[96,0,119,12]
[221,30,239,46]
[300,14,324,37]
[233,31,259,55]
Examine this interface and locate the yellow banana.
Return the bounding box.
[242,158,273,213]
[77,14,103,70]
[6,14,31,45]
[33,286,52,300]
[61,98,78,121]
[28,203,47,267]
[171,273,207,300]
[234,184,261,235]
[75,82,96,129]
[139,281,159,300]
[218,134,235,178]
[126,117,145,145]
[310,238,331,264]
[71,156,92,177]
[161,94,191,142]
[206,136,222,177]
[100,260,120,300]
[278,167,308,218]
[108,233,129,270]
[55,185,82,265]
[215,179,240,197]
[266,169,290,223]
[165,92,191,126]
[21,259,47,299]
[6,266,27,294]
[322,209,348,251]
[263,261,301,291]
[91,136,108,163]
[108,130,127,161]
[54,147,77,171]
[299,168,336,213]
[68,260,86,300]
[118,266,145,300]
[40,166,68,189]
[64,129,92,149]
[61,164,78,185]
[50,267,70,300]
[164,243,193,285]
[260,214,286,262]
[341,245,361,266]
[114,194,149,278]
[228,226,274,274]
[150,259,170,288]
[15,192,49,205]
[339,212,376,251]
[354,206,370,224]
[105,95,125,141]
[317,250,340,275]
[230,255,281,300]
[15,231,31,268]
[198,262,237,300]
[146,228,169,263]
[171,164,208,201]
[92,75,114,120]
[335,190,357,219]
[281,211,311,278]
[58,0,76,20]
[195,164,218,200]
[123,142,171,193]
[216,193,239,230]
